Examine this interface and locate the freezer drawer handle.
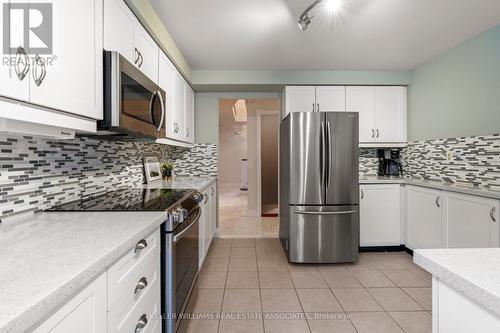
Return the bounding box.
[293,210,356,216]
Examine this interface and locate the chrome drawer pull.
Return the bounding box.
[134,239,148,253]
[436,196,441,208]
[360,189,364,199]
[134,277,148,295]
[135,314,148,333]
[491,207,497,222]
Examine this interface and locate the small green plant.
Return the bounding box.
[161,162,174,178]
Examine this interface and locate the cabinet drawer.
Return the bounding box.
[108,230,160,308]
[108,274,160,333]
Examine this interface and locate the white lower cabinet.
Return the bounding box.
[32,273,107,333]
[406,185,442,250]
[33,230,161,333]
[442,192,499,248]
[360,184,401,246]
[199,183,218,267]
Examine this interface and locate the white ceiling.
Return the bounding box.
[149,0,500,71]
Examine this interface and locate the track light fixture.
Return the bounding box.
[298,0,342,31]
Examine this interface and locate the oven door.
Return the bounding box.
[103,51,166,138]
[163,207,200,333]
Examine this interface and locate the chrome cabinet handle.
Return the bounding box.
[371,129,375,138]
[312,103,315,112]
[134,47,140,64]
[186,128,190,137]
[491,207,497,222]
[15,46,30,81]
[33,55,46,86]
[294,210,356,216]
[135,314,148,333]
[376,129,379,138]
[134,239,148,253]
[134,277,148,295]
[317,103,320,112]
[138,51,144,68]
[361,189,364,199]
[436,196,441,208]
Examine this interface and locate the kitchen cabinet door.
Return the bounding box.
[0,0,30,102]
[373,86,406,143]
[33,273,106,333]
[158,51,176,139]
[172,72,186,141]
[133,20,159,83]
[315,86,346,112]
[183,83,195,143]
[104,0,135,63]
[284,86,316,116]
[360,184,401,246]
[406,185,442,249]
[29,0,103,120]
[346,86,375,143]
[442,192,499,248]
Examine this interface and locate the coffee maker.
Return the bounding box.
[378,149,403,177]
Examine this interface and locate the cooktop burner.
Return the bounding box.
[48,188,194,212]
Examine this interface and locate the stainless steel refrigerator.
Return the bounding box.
[280,112,359,263]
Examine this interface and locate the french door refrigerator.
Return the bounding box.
[280,112,359,263]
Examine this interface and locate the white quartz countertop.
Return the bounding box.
[0,211,166,333]
[360,176,500,200]
[414,248,500,317]
[143,176,217,192]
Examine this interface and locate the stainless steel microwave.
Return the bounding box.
[99,51,165,138]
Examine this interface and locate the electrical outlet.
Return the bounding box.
[446,151,454,161]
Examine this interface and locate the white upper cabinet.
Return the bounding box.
[133,21,159,83]
[283,86,316,117]
[374,86,406,143]
[406,185,443,250]
[29,0,103,120]
[346,86,406,144]
[360,184,401,247]
[184,83,195,143]
[316,86,346,112]
[104,0,135,63]
[442,192,499,248]
[0,0,30,102]
[172,71,186,141]
[346,86,374,142]
[104,0,158,82]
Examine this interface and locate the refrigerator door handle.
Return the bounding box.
[320,121,326,189]
[293,210,357,216]
[326,120,332,188]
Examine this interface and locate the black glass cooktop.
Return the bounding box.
[48,188,193,212]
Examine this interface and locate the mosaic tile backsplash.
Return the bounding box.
[0,134,217,222]
[404,134,500,189]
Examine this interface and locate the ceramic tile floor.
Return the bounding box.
[180,238,432,333]
[218,185,279,238]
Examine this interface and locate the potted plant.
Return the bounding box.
[160,162,174,180]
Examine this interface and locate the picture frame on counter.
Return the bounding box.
[143,155,162,183]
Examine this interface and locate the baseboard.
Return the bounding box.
[359,245,406,252]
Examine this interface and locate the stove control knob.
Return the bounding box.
[180,208,189,220]
[193,193,203,203]
[171,211,181,224]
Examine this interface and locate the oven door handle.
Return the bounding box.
[173,208,201,243]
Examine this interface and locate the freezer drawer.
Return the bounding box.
[287,205,359,263]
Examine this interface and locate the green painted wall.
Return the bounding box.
[408,24,500,141]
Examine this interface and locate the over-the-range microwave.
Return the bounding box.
[99,50,166,138]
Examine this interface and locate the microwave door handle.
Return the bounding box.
[148,91,157,127]
[156,91,165,132]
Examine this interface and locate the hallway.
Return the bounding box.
[218,185,278,238]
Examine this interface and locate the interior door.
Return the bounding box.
[325,112,359,205]
[289,112,325,205]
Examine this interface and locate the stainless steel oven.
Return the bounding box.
[100,50,166,138]
[162,197,201,333]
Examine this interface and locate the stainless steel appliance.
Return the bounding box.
[47,188,202,333]
[280,112,359,263]
[100,51,166,138]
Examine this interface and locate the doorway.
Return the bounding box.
[217,98,280,238]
